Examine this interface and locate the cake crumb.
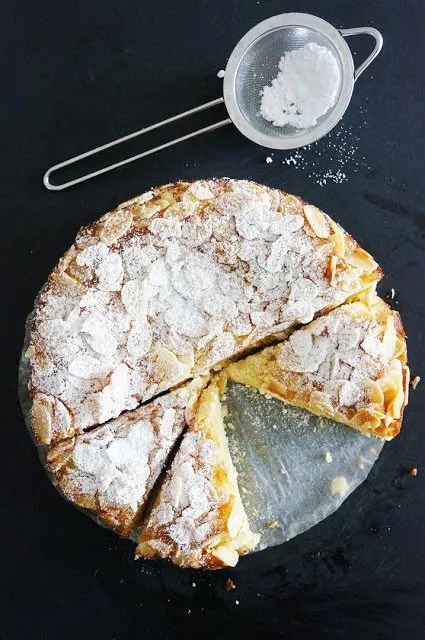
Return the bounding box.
[411,376,420,390]
[357,456,366,470]
[192,582,196,587]
[267,520,279,529]
[324,451,332,463]
[225,578,236,591]
[265,156,273,164]
[409,467,418,477]
[217,69,225,78]
[235,600,240,605]
[330,475,349,496]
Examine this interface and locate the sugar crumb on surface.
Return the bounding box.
[324,451,333,463]
[408,467,418,477]
[330,475,349,497]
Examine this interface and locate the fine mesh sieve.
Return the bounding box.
[223,13,382,149]
[232,26,345,141]
[44,13,382,190]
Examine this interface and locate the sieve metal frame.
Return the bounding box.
[223,13,382,150]
[43,13,382,190]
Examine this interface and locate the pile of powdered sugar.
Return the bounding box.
[260,43,341,129]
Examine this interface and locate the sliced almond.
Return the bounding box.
[202,533,224,549]
[186,182,214,200]
[330,222,346,258]
[381,317,397,358]
[98,208,133,244]
[365,379,384,405]
[154,343,192,383]
[279,194,302,214]
[328,255,338,286]
[394,336,407,359]
[303,204,330,239]
[346,247,378,272]
[163,199,198,220]
[211,545,239,567]
[119,191,154,208]
[388,385,405,419]
[32,394,53,444]
[227,499,244,539]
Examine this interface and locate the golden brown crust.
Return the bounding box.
[223,294,409,440]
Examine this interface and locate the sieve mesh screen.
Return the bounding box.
[235,26,343,139]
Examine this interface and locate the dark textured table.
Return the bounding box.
[2,1,424,638]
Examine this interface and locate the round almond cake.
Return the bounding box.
[21,179,409,568]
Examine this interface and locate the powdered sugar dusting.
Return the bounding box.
[149,431,221,549]
[275,302,395,409]
[47,379,204,533]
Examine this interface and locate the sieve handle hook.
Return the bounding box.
[339,27,383,81]
[43,97,231,191]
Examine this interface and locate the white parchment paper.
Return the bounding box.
[224,382,384,551]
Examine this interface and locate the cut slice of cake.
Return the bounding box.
[136,380,260,568]
[222,295,409,439]
[45,378,206,536]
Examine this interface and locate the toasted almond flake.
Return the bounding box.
[212,545,239,567]
[328,255,338,285]
[346,247,378,272]
[409,467,418,476]
[411,376,420,390]
[303,204,330,239]
[267,520,279,529]
[98,208,133,244]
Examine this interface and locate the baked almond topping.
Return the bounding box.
[26,179,380,445]
[20,179,410,569]
[224,296,408,439]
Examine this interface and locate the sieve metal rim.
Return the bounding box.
[223,13,356,150]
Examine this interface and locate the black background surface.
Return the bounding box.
[1,1,424,638]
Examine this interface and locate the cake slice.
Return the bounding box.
[136,380,260,568]
[45,378,206,536]
[222,295,409,440]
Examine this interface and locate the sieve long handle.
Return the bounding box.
[43,97,231,191]
[339,27,383,81]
